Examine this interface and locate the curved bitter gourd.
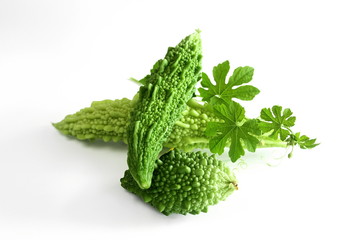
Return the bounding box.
[53,98,221,151]
[127,31,202,189]
[121,149,238,215]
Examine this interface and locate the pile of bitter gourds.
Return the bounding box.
[54,30,318,215]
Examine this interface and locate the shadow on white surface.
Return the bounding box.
[0,128,197,232]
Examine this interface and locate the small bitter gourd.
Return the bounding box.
[52,98,221,151]
[127,31,202,189]
[120,149,238,215]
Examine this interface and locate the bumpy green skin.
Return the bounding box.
[165,99,220,151]
[53,98,134,142]
[53,98,220,150]
[120,149,237,215]
[127,31,202,189]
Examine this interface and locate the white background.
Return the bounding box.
[1,0,359,239]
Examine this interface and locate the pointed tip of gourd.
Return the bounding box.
[133,173,152,189]
[191,29,201,40]
[52,122,60,129]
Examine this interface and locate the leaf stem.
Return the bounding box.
[256,135,288,149]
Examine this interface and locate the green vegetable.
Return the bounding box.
[53,31,319,217]
[165,99,220,151]
[53,98,317,162]
[52,98,134,143]
[52,97,293,154]
[53,61,319,165]
[120,149,238,215]
[127,31,202,189]
[53,98,220,151]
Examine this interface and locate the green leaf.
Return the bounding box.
[288,132,320,149]
[212,101,245,124]
[228,66,254,85]
[209,130,232,155]
[212,60,230,90]
[259,105,296,141]
[199,61,260,104]
[205,122,227,137]
[239,119,261,152]
[229,129,244,161]
[229,85,261,101]
[205,101,260,162]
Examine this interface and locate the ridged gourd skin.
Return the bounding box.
[52,98,134,142]
[53,98,221,151]
[120,149,238,215]
[127,31,202,189]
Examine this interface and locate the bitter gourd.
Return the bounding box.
[53,98,134,143]
[120,149,238,215]
[127,31,202,189]
[52,98,220,151]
